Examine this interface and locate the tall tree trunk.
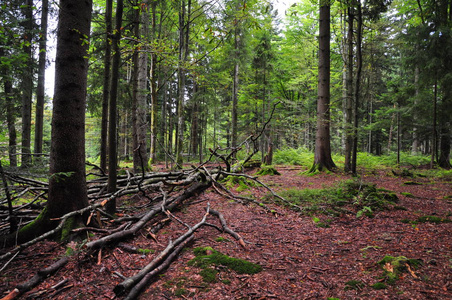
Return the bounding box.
[5,79,17,167]
[176,0,191,167]
[343,4,353,172]
[132,0,149,172]
[21,0,33,167]
[137,0,149,169]
[149,0,158,164]
[231,33,239,149]
[29,0,93,243]
[107,0,124,214]
[34,0,49,156]
[100,0,113,172]
[351,1,362,175]
[311,1,336,172]
[411,67,420,154]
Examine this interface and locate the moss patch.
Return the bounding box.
[188,247,262,283]
[377,255,423,284]
[255,166,281,176]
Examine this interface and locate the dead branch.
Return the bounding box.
[0,257,68,300]
[85,179,211,250]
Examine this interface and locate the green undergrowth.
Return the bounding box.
[188,247,262,283]
[272,148,435,172]
[269,179,400,217]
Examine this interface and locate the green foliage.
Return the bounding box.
[273,148,313,166]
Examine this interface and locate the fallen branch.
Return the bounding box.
[0,257,68,300]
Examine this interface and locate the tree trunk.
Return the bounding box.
[176,0,191,167]
[100,0,113,172]
[137,0,149,169]
[3,75,17,167]
[20,0,33,167]
[311,1,336,172]
[22,0,94,243]
[149,0,158,164]
[343,5,353,172]
[232,36,239,150]
[34,0,48,156]
[107,0,124,214]
[351,1,362,175]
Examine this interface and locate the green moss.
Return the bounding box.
[199,268,218,283]
[255,166,281,176]
[215,237,230,243]
[377,255,423,284]
[401,192,414,198]
[417,215,451,224]
[276,179,398,217]
[60,216,76,241]
[138,248,155,255]
[344,280,365,291]
[371,282,387,290]
[189,247,262,276]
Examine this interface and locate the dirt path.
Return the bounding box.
[1,167,451,299]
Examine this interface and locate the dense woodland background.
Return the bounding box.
[1,0,450,173]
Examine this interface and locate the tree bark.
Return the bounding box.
[344,4,353,172]
[311,1,336,172]
[149,0,158,164]
[351,1,362,175]
[39,0,93,241]
[34,0,49,156]
[107,0,124,214]
[20,0,33,167]
[136,0,149,171]
[100,0,113,172]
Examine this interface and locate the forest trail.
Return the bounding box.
[1,166,451,299]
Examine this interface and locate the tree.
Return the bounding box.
[34,0,49,156]
[311,0,336,172]
[9,0,94,244]
[132,0,149,172]
[107,0,124,214]
[100,0,113,172]
[20,0,33,167]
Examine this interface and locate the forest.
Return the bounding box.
[0,0,451,299]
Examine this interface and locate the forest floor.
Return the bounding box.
[1,165,451,300]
